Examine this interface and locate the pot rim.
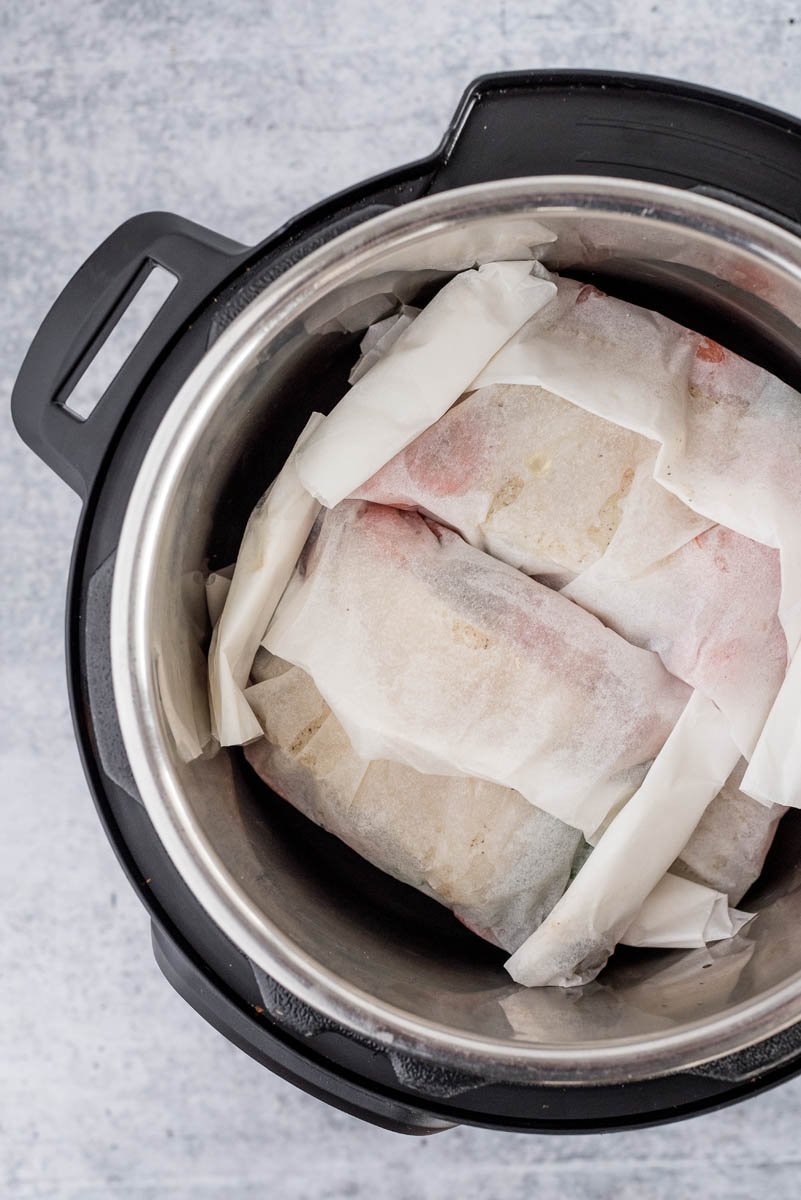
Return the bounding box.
[111,175,801,1083]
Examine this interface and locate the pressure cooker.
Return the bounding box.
[12,71,801,1133]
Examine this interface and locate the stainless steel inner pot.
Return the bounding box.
[111,177,801,1085]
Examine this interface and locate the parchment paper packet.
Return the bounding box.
[349,336,787,884]
[264,500,690,839]
[244,651,581,952]
[472,271,801,807]
[354,381,711,584]
[244,651,748,959]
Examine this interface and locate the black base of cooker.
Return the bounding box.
[13,71,801,1133]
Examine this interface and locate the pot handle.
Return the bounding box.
[11,212,246,499]
[151,921,455,1135]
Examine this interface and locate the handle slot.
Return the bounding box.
[63,264,178,420]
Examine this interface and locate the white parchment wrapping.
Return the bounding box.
[473,273,801,805]
[348,306,421,385]
[295,263,557,509]
[505,691,744,987]
[307,219,558,336]
[243,653,582,952]
[672,758,786,904]
[204,564,234,628]
[354,217,557,276]
[563,524,786,759]
[244,651,748,959]
[265,500,690,838]
[208,413,324,746]
[743,648,801,806]
[622,874,753,950]
[355,381,712,584]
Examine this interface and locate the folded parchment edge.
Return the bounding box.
[208,412,325,747]
[505,692,743,987]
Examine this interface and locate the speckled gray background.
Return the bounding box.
[4,2,801,1197]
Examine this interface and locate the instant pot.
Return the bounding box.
[12,71,801,1134]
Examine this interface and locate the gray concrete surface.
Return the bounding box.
[3,1,801,1196]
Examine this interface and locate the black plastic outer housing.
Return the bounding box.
[12,71,801,1134]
